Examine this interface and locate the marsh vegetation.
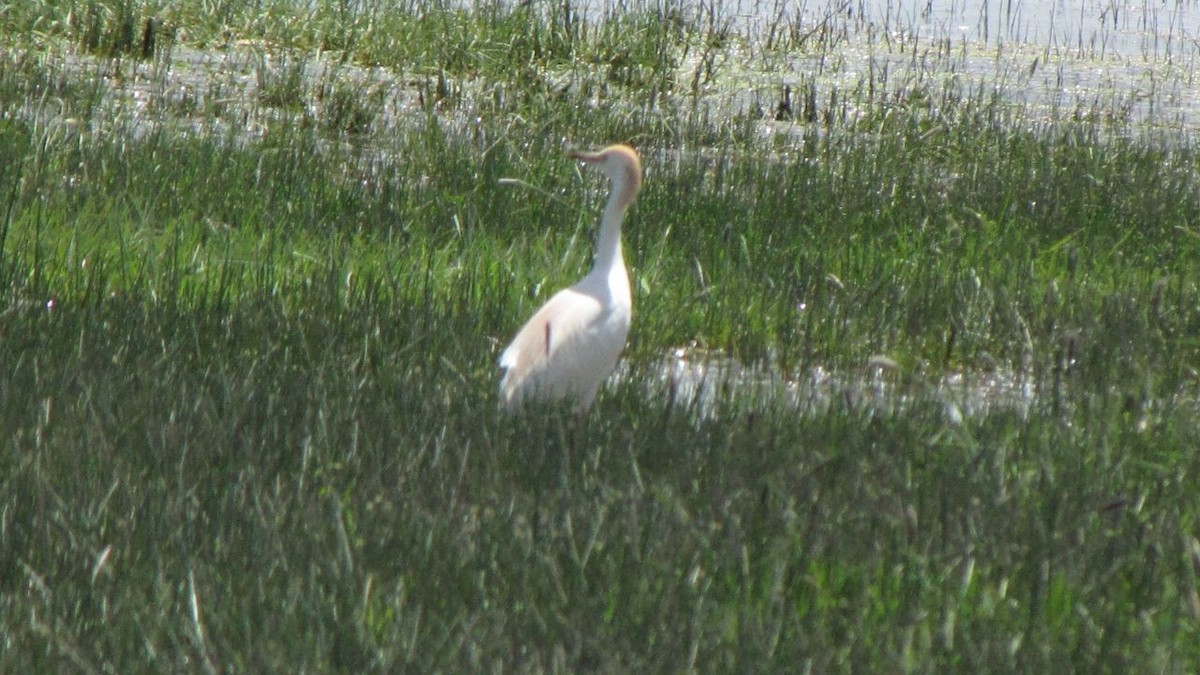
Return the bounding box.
[2,0,1199,671]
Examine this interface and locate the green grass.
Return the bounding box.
[2,0,1200,671]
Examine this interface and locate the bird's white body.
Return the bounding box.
[499,145,642,411]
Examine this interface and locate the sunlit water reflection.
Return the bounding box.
[622,347,1037,421]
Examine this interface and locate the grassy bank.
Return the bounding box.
[2,0,1199,671]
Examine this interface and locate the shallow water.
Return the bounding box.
[599,0,1200,132]
[625,347,1038,421]
[17,0,1200,146]
[617,0,1200,60]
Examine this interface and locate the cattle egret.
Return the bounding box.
[499,144,642,411]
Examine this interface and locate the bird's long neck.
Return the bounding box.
[592,176,633,278]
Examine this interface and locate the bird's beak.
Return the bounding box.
[567,149,604,164]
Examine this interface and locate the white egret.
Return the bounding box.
[499,144,643,411]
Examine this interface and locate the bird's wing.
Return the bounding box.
[499,286,626,405]
[499,286,603,374]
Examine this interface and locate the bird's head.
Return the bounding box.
[568,145,642,204]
